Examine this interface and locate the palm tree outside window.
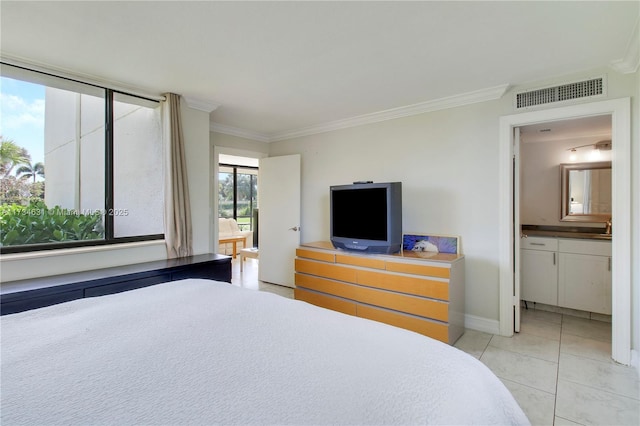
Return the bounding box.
[16,161,44,182]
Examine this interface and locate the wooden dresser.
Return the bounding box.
[294,241,465,344]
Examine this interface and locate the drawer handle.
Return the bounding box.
[530,243,546,246]
[608,257,611,271]
[553,252,556,265]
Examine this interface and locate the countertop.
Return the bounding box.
[521,228,611,241]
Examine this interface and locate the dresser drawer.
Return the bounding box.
[294,288,356,315]
[385,261,450,279]
[296,271,449,322]
[356,285,448,322]
[296,248,336,263]
[295,273,360,300]
[295,258,357,283]
[336,254,386,270]
[356,305,449,343]
[356,269,449,301]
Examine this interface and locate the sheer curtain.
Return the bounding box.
[163,93,193,258]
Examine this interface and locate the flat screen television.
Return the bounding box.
[330,182,402,254]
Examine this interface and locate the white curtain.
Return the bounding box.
[162,93,193,258]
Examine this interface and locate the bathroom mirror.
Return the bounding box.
[560,161,612,222]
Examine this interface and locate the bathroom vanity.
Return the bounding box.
[520,231,611,315]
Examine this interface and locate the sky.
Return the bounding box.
[0,77,45,165]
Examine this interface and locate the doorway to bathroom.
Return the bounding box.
[498,98,631,365]
[516,115,613,354]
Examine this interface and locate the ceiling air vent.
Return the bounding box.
[515,77,605,109]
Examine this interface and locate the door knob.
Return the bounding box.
[289,226,300,231]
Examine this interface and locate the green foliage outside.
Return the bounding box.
[0,200,104,247]
[1,137,44,205]
[218,170,257,231]
[0,137,103,248]
[0,137,29,178]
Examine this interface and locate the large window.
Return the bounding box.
[0,64,164,253]
[218,164,258,231]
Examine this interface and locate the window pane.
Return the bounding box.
[218,167,234,219]
[216,164,258,232]
[113,92,163,238]
[236,168,258,231]
[0,70,106,247]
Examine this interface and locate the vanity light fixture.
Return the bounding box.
[566,139,611,161]
[569,148,577,162]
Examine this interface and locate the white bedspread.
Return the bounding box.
[1,279,529,425]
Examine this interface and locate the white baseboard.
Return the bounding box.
[464,314,501,335]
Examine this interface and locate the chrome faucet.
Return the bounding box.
[605,218,612,235]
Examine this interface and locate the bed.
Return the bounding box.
[1,279,529,425]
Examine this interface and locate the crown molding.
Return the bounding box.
[610,18,639,74]
[0,53,165,101]
[211,83,510,143]
[184,96,220,113]
[210,122,271,143]
[269,83,510,142]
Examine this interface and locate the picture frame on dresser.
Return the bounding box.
[402,233,461,255]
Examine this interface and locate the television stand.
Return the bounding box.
[294,241,465,345]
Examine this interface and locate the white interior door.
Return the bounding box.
[258,154,301,287]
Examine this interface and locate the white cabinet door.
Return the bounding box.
[521,248,558,305]
[558,253,612,315]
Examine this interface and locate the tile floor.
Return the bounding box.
[230,255,294,298]
[456,309,640,425]
[230,257,640,425]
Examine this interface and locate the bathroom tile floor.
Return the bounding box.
[230,257,639,425]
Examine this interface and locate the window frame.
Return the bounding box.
[218,163,258,231]
[0,64,164,254]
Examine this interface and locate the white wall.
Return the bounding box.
[181,99,213,255]
[267,67,638,332]
[211,132,270,156]
[269,99,511,322]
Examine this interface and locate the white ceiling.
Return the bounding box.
[520,115,612,144]
[1,1,638,142]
